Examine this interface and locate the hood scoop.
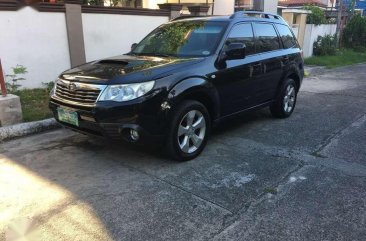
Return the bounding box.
[97,59,129,65]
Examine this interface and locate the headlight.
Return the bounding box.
[98,81,155,102]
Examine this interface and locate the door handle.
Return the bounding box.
[250,63,261,77]
[252,63,261,68]
[282,56,289,61]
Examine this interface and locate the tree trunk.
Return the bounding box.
[350,0,356,18]
[336,0,344,48]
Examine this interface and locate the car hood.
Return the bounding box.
[60,55,205,84]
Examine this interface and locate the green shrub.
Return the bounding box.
[304,5,327,25]
[5,65,27,93]
[313,34,337,56]
[343,14,366,50]
[41,81,55,92]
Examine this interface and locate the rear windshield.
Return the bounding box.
[131,21,228,58]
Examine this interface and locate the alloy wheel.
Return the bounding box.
[283,84,296,113]
[177,110,206,154]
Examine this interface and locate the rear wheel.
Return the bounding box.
[270,78,298,118]
[166,100,210,161]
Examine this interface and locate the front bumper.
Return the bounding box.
[49,92,168,142]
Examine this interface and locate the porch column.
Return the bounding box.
[64,0,86,67]
[282,9,310,49]
[253,0,278,14]
[158,3,183,20]
[188,5,210,16]
[213,0,234,15]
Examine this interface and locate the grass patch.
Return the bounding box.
[305,49,366,68]
[12,88,53,122]
[264,187,278,195]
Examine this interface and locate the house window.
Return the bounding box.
[235,0,253,10]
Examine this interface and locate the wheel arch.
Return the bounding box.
[287,72,301,92]
[167,77,220,121]
[278,66,302,94]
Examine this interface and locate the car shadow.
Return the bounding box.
[1,108,282,240]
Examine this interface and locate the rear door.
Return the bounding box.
[252,22,284,103]
[274,23,303,84]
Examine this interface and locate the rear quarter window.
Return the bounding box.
[275,24,298,49]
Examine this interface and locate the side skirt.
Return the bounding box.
[212,100,275,126]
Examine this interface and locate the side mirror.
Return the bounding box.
[225,43,246,60]
[131,43,138,51]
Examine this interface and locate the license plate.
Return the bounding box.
[57,108,79,126]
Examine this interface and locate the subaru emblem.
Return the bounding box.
[69,83,77,92]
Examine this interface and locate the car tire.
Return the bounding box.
[270,78,298,118]
[166,100,211,161]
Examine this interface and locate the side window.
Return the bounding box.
[253,23,281,53]
[276,24,298,49]
[225,23,255,56]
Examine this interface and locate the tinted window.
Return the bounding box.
[254,23,280,53]
[276,24,298,49]
[225,23,255,55]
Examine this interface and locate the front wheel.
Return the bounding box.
[270,78,298,118]
[166,100,211,161]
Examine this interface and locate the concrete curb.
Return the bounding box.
[0,118,61,142]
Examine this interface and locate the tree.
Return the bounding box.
[343,13,366,49]
[304,5,327,25]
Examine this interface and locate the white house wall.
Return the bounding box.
[0,7,71,88]
[82,13,168,62]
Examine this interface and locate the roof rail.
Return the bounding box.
[230,11,284,21]
[171,15,207,21]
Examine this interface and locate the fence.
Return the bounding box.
[303,24,337,58]
[0,1,170,88]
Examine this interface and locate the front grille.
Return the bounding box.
[54,79,105,106]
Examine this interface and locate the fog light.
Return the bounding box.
[130,129,140,141]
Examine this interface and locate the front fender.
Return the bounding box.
[167,77,220,119]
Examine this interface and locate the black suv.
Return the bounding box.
[49,11,304,161]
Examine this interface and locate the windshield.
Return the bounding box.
[131,21,228,58]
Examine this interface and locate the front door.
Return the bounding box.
[211,23,262,116]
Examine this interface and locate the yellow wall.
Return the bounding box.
[143,0,166,9]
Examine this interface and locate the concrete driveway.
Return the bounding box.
[1,64,366,241]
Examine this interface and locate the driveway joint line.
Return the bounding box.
[209,161,307,240]
[112,160,234,215]
[214,136,366,177]
[313,113,366,155]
